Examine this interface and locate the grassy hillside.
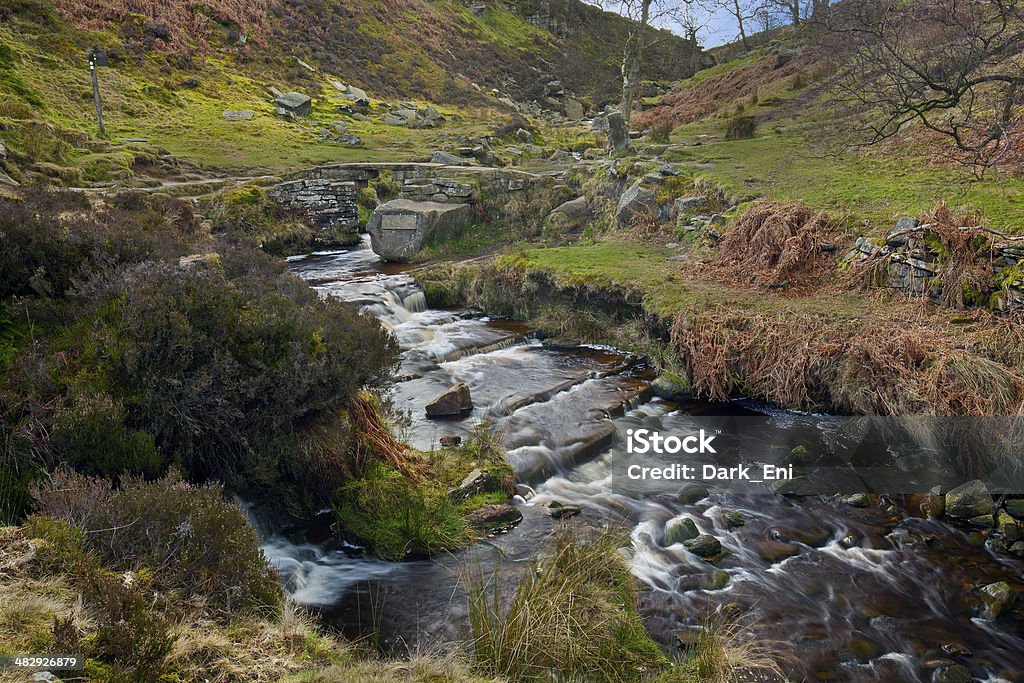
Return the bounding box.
[0,0,702,177]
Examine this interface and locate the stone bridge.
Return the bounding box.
[268,161,558,259]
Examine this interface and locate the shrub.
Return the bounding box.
[85,569,177,680]
[203,184,313,255]
[51,393,161,480]
[24,514,88,574]
[334,461,468,560]
[34,470,283,614]
[466,527,667,682]
[725,115,757,140]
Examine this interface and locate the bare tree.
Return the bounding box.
[699,0,758,50]
[614,0,688,114]
[826,0,1024,170]
[762,0,805,26]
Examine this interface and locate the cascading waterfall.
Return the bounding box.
[261,240,1024,681]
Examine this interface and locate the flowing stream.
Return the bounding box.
[261,239,1024,682]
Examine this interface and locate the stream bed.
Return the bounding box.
[261,239,1024,682]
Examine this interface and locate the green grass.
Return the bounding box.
[661,111,1024,233]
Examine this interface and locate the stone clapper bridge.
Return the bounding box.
[268,161,563,262]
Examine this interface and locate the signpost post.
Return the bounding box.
[85,48,109,137]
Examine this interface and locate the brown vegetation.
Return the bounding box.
[632,55,806,130]
[705,200,841,289]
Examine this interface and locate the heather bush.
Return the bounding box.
[34,469,283,614]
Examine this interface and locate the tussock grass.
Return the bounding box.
[678,609,788,683]
[465,527,668,682]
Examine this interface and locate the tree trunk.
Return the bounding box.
[791,1,801,25]
[621,0,652,117]
[733,0,750,50]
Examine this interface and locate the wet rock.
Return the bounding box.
[683,534,721,557]
[515,483,535,501]
[425,382,473,417]
[465,503,523,533]
[944,480,994,519]
[678,484,710,505]
[843,493,872,508]
[547,501,581,519]
[650,372,692,402]
[540,337,580,349]
[550,196,590,219]
[439,435,462,447]
[935,665,973,683]
[1005,498,1024,519]
[707,570,730,590]
[722,510,745,527]
[753,537,799,563]
[785,444,817,466]
[662,516,699,546]
[940,642,972,657]
[274,91,312,117]
[1010,541,1024,556]
[907,492,945,518]
[968,514,994,528]
[979,581,1015,618]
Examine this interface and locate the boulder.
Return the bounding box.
[547,501,582,519]
[678,484,710,505]
[651,372,692,402]
[343,84,370,105]
[979,581,1016,618]
[674,196,705,214]
[1005,498,1024,518]
[367,199,473,262]
[274,92,312,117]
[439,435,462,447]
[425,382,473,417]
[615,180,659,228]
[843,493,872,508]
[722,510,745,527]
[222,110,254,121]
[465,504,523,532]
[515,128,535,144]
[606,110,630,154]
[430,150,472,166]
[997,511,1021,541]
[563,97,585,120]
[935,665,973,683]
[945,479,995,519]
[383,113,407,126]
[550,196,590,219]
[906,492,944,518]
[662,516,699,546]
[684,534,721,557]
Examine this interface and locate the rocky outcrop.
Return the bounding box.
[841,217,1024,313]
[615,180,659,228]
[401,177,475,203]
[367,199,473,262]
[274,91,312,117]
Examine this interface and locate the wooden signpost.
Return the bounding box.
[85,48,109,137]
